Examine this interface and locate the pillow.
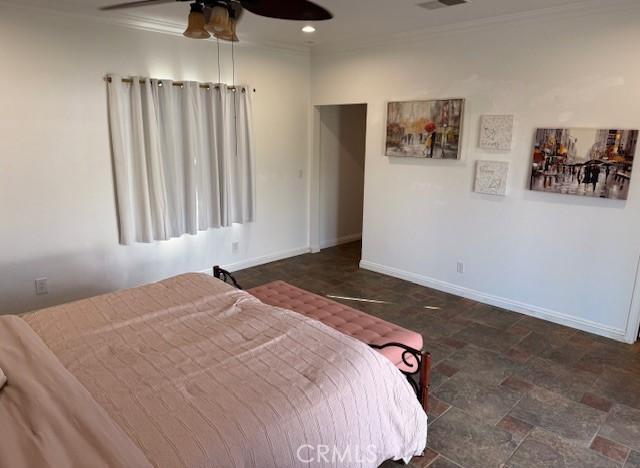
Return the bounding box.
[0,367,6,390]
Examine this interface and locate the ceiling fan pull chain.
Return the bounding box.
[216,37,222,85]
[232,38,238,158]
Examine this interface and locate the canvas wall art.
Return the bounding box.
[530,128,637,200]
[479,115,515,151]
[386,99,465,159]
[474,160,509,196]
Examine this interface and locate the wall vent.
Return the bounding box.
[417,0,469,10]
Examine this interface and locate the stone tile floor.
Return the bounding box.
[233,242,640,468]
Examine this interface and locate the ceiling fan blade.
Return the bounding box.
[239,0,332,21]
[99,0,182,11]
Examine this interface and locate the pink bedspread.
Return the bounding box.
[0,315,152,468]
[24,273,427,467]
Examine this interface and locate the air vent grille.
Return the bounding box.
[417,0,469,10]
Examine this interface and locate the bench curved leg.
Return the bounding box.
[368,343,431,414]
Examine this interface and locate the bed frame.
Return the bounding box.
[213,266,431,413]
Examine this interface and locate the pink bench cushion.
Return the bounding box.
[248,281,423,371]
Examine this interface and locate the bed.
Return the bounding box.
[1,273,427,468]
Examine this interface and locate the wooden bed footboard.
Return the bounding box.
[212,266,431,413]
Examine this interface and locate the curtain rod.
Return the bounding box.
[105,76,255,92]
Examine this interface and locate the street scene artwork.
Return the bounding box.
[530,128,637,200]
[386,99,464,159]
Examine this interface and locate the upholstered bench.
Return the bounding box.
[248,280,431,411]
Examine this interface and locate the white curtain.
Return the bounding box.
[107,75,255,245]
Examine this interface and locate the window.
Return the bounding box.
[107,75,255,244]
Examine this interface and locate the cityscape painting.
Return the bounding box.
[386,99,465,159]
[530,128,637,200]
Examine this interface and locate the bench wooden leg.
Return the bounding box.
[420,352,431,413]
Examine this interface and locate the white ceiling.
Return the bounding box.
[13,0,598,51]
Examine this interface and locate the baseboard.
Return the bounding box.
[200,246,311,275]
[320,233,362,249]
[360,259,630,343]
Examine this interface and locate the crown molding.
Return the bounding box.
[0,0,310,55]
[312,0,640,56]
[4,0,638,58]
[110,11,311,54]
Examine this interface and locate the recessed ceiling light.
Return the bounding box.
[302,25,316,33]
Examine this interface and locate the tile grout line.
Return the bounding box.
[583,389,616,459]
[438,454,464,467]
[590,427,635,466]
[424,452,465,468]
[503,429,534,467]
[423,453,440,467]
[494,386,532,464]
[500,387,528,422]
[428,403,452,426]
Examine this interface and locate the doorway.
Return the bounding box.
[311,104,367,256]
[627,255,640,343]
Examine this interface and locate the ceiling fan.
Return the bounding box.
[100,0,333,41]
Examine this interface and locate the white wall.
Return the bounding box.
[311,4,640,341]
[0,4,310,314]
[318,104,366,248]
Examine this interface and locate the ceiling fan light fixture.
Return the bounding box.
[302,25,316,33]
[214,17,239,42]
[183,2,210,39]
[206,4,230,33]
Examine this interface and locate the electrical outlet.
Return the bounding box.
[35,278,48,295]
[232,241,240,253]
[456,261,465,274]
[298,169,304,179]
